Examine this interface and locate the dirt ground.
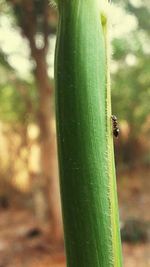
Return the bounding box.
[0,209,149,267]
[0,168,149,267]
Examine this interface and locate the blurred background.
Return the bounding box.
[0,0,149,266]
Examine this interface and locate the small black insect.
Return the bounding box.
[111,115,120,138]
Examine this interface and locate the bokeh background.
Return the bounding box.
[0,0,149,266]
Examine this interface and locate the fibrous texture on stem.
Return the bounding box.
[54,0,122,266]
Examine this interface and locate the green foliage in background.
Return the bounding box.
[0,80,38,123]
[112,0,150,138]
[0,55,38,123]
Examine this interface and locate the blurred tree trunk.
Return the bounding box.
[9,0,63,242]
[34,49,62,241]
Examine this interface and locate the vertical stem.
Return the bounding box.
[55,0,122,266]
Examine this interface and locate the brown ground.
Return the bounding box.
[0,168,149,267]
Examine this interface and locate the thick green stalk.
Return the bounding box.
[54,0,122,266]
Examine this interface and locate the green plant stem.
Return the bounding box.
[55,0,122,266]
